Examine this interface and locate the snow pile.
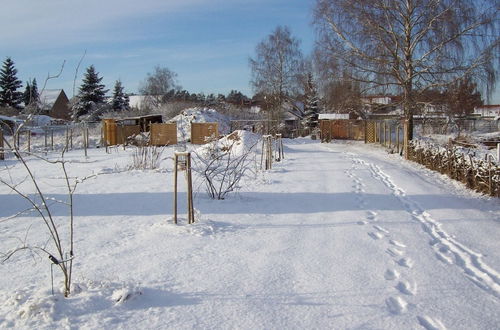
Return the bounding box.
[195,130,261,158]
[168,107,231,142]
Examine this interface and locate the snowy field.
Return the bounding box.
[0,138,499,329]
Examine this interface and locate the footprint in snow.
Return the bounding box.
[357,220,368,225]
[366,211,377,220]
[417,315,446,330]
[368,231,383,240]
[396,281,417,296]
[385,296,408,314]
[389,239,406,248]
[386,247,404,257]
[435,251,454,265]
[384,269,400,280]
[373,225,389,234]
[397,257,414,268]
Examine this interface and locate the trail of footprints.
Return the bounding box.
[345,153,446,329]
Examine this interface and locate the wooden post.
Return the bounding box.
[488,157,493,196]
[186,153,194,224]
[83,124,88,157]
[403,120,409,159]
[70,128,73,149]
[173,152,194,224]
[27,130,31,153]
[389,125,392,148]
[261,135,273,170]
[275,134,284,161]
[0,130,4,160]
[173,153,178,225]
[396,126,400,154]
[497,143,499,164]
[44,128,48,149]
[51,130,54,150]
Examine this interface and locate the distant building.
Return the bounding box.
[39,89,70,120]
[318,113,350,120]
[473,105,500,118]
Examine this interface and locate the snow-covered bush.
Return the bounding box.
[193,130,259,199]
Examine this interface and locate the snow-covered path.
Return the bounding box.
[1,139,499,329]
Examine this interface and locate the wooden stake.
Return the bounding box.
[27,130,31,153]
[173,152,195,224]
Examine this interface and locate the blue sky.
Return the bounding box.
[1,0,498,103]
[0,0,316,98]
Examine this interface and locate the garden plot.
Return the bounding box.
[0,138,499,329]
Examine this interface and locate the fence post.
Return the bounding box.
[403,120,409,159]
[0,130,4,160]
[388,124,392,148]
[497,143,499,163]
[396,126,400,154]
[27,130,31,153]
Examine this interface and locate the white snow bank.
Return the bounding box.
[168,107,231,142]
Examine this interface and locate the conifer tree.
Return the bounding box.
[0,57,23,110]
[111,80,130,112]
[73,65,108,119]
[302,73,320,129]
[23,78,39,108]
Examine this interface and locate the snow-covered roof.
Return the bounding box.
[128,95,147,109]
[318,113,350,120]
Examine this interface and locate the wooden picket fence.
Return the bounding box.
[407,141,500,197]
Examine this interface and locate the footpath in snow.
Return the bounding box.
[0,139,499,329]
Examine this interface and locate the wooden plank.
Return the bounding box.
[150,123,177,146]
[191,122,219,144]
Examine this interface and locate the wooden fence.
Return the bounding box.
[407,141,500,197]
[103,119,141,146]
[320,120,365,142]
[150,123,177,146]
[191,122,218,144]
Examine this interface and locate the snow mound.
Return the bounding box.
[192,130,261,162]
[169,107,231,142]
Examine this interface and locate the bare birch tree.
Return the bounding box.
[249,26,304,127]
[313,0,499,139]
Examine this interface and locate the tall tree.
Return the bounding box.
[302,73,320,129]
[23,78,39,108]
[139,66,179,108]
[0,57,23,110]
[73,65,108,119]
[249,26,304,124]
[111,80,130,112]
[313,0,499,140]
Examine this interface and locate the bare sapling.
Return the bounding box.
[0,61,88,297]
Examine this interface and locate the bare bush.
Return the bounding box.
[128,145,165,170]
[193,132,258,200]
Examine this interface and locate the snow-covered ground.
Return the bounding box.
[0,138,499,329]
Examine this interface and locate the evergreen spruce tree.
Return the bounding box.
[0,57,23,110]
[302,73,320,130]
[111,80,130,112]
[23,80,31,107]
[73,65,108,119]
[23,78,39,108]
